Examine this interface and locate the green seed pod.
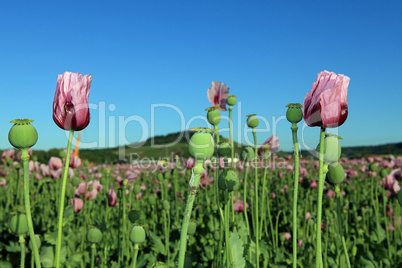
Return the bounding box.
[226,95,237,106]
[9,213,28,235]
[84,160,89,167]
[157,173,164,182]
[59,150,66,158]
[206,107,221,126]
[286,103,303,124]
[164,171,171,180]
[8,119,38,150]
[187,221,197,235]
[316,136,341,164]
[128,210,141,223]
[88,185,93,192]
[326,162,345,186]
[380,169,388,178]
[100,177,107,185]
[129,226,146,244]
[369,162,377,172]
[163,200,170,211]
[240,146,255,162]
[248,188,255,197]
[218,169,239,192]
[133,184,141,195]
[246,114,259,128]
[148,195,156,206]
[29,235,41,250]
[189,132,215,160]
[86,227,103,244]
[71,177,80,187]
[217,141,232,157]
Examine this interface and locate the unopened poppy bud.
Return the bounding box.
[163,200,170,211]
[380,169,388,178]
[217,141,231,157]
[148,195,156,205]
[206,106,221,126]
[29,235,41,250]
[369,163,377,172]
[246,114,259,128]
[59,150,66,158]
[240,146,255,162]
[86,227,103,243]
[9,213,28,235]
[8,119,38,150]
[100,177,107,185]
[286,103,303,124]
[164,172,171,180]
[316,135,341,164]
[71,177,80,186]
[326,162,345,186]
[157,173,164,182]
[226,95,237,106]
[133,184,141,195]
[123,179,128,187]
[129,226,146,244]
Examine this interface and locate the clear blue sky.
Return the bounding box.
[1,0,401,153]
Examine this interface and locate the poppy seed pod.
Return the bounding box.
[380,169,388,178]
[189,131,215,160]
[218,169,239,192]
[86,227,103,244]
[206,107,221,126]
[8,119,38,150]
[217,141,232,157]
[226,95,237,106]
[246,114,259,128]
[286,103,303,124]
[133,184,141,195]
[240,146,255,162]
[9,213,28,235]
[187,221,197,235]
[129,226,146,244]
[369,163,377,172]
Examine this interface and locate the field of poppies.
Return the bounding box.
[1,71,402,268]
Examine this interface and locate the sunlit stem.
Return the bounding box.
[21,149,41,268]
[19,235,26,268]
[291,123,300,268]
[132,244,139,268]
[335,185,351,268]
[178,162,204,268]
[315,128,325,268]
[252,128,259,268]
[55,129,75,268]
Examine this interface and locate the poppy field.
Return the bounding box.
[1,71,402,268]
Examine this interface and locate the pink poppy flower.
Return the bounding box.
[0,178,6,186]
[299,168,307,177]
[321,222,327,231]
[304,71,350,128]
[207,81,230,111]
[49,157,63,170]
[234,201,249,212]
[1,149,15,162]
[306,212,311,220]
[186,158,195,170]
[326,189,335,199]
[70,198,84,213]
[298,239,303,247]
[108,189,117,207]
[284,232,291,241]
[53,72,92,131]
[258,135,280,156]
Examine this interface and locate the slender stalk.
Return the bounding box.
[91,244,96,268]
[259,159,269,239]
[55,130,74,268]
[251,128,259,267]
[224,189,232,266]
[228,105,234,164]
[243,162,251,236]
[21,149,41,268]
[19,235,26,268]
[315,128,325,268]
[132,244,139,268]
[291,123,300,268]
[178,163,204,268]
[335,186,351,268]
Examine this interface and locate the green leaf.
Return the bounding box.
[44,231,59,245]
[40,246,54,268]
[230,228,245,268]
[148,230,166,255]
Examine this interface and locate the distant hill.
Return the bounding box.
[1,131,401,164]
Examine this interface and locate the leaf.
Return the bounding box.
[230,228,245,268]
[148,230,166,255]
[40,246,54,268]
[44,231,59,245]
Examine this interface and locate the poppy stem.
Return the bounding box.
[252,128,259,267]
[335,185,351,268]
[21,149,41,268]
[291,123,300,268]
[315,127,325,268]
[55,129,74,268]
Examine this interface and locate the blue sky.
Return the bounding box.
[1,0,401,153]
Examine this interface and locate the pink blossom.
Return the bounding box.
[207,81,230,111]
[284,232,291,241]
[306,212,311,220]
[303,70,350,128]
[298,239,303,247]
[299,168,307,176]
[271,193,276,199]
[234,201,249,212]
[49,157,63,170]
[258,135,280,156]
[186,158,195,170]
[1,149,15,162]
[108,189,117,207]
[0,178,6,186]
[53,72,92,131]
[70,198,84,213]
[321,222,327,231]
[326,189,335,199]
[310,179,317,189]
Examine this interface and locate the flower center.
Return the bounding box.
[65,102,75,114]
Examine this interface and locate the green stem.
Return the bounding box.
[19,235,26,268]
[259,159,269,240]
[252,128,259,267]
[55,130,74,268]
[224,189,232,266]
[21,149,41,268]
[228,105,234,164]
[316,128,325,268]
[335,186,351,268]
[291,123,300,268]
[132,244,139,268]
[91,244,96,268]
[177,162,204,268]
[243,162,251,237]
